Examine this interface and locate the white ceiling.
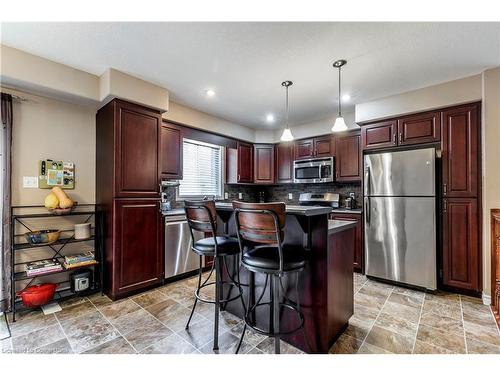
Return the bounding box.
[1,22,499,129]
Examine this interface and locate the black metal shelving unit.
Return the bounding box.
[10,204,104,322]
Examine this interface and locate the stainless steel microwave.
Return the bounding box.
[293,157,334,183]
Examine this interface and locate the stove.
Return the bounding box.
[298,193,339,208]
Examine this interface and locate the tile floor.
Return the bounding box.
[1,272,499,354]
[330,273,500,354]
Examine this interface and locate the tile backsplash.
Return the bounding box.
[165,182,362,209]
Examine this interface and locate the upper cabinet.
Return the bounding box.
[335,131,361,182]
[398,111,441,146]
[110,100,162,198]
[442,104,479,198]
[361,111,441,151]
[226,141,254,183]
[295,135,334,159]
[361,120,398,150]
[254,144,275,184]
[275,142,294,183]
[160,123,183,180]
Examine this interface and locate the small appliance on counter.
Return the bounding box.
[70,269,92,293]
[343,192,357,210]
[298,192,339,208]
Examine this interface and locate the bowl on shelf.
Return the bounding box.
[48,202,78,215]
[25,229,61,245]
[17,283,57,308]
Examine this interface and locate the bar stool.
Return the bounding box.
[184,199,245,351]
[232,201,306,354]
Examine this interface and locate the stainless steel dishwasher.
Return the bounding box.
[164,213,204,279]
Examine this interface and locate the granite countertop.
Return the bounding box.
[330,208,363,214]
[328,219,357,235]
[215,202,332,216]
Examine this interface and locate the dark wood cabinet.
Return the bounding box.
[398,111,441,146]
[295,135,333,159]
[442,104,479,198]
[113,199,163,296]
[442,198,479,292]
[160,123,183,180]
[331,212,363,272]
[96,99,163,300]
[295,139,315,159]
[335,131,361,182]
[226,142,254,183]
[275,142,294,183]
[254,144,275,184]
[361,120,397,150]
[114,101,162,197]
[491,210,500,329]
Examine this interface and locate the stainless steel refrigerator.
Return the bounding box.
[364,148,436,290]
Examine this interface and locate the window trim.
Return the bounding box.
[176,138,225,201]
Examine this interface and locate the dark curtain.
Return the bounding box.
[1,93,13,312]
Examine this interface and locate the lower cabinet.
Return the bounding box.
[442,198,480,293]
[331,212,363,272]
[111,199,163,298]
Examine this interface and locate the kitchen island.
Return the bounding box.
[215,203,356,353]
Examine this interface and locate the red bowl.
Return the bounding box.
[17,283,57,308]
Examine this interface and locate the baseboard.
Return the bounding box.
[482,293,491,305]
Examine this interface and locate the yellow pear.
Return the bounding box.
[44,192,59,209]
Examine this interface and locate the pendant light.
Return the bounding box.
[280,80,294,142]
[331,59,348,132]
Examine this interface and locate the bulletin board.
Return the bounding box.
[38,159,75,189]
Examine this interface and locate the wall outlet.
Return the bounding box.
[238,193,243,200]
[23,176,38,188]
[288,193,293,200]
[224,192,229,200]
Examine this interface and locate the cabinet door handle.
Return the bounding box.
[443,199,447,213]
[398,133,402,143]
[443,184,447,195]
[237,174,240,182]
[393,133,397,144]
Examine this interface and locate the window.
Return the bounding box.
[177,138,224,199]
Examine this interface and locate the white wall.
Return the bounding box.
[355,74,482,123]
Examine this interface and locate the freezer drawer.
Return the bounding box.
[364,196,436,290]
[364,148,435,197]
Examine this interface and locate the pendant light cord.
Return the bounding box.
[338,65,342,117]
[285,84,289,129]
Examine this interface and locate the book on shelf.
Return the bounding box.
[26,264,63,276]
[64,250,95,265]
[63,259,97,269]
[25,259,61,271]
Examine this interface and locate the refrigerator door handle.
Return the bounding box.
[365,197,371,226]
[365,166,371,196]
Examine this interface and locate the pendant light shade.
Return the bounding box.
[280,80,294,142]
[332,59,348,133]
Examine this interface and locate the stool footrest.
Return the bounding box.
[244,301,305,337]
[194,280,243,305]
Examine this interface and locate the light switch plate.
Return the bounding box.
[238,193,243,199]
[288,193,293,200]
[224,192,229,200]
[23,176,39,188]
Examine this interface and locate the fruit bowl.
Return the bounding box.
[48,202,78,215]
[25,229,61,245]
[17,283,57,308]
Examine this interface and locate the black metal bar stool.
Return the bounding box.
[232,201,306,354]
[184,199,245,351]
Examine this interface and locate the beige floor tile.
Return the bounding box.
[87,293,115,308]
[413,339,456,354]
[419,311,464,336]
[352,304,380,323]
[358,342,393,354]
[33,338,74,354]
[131,290,169,308]
[55,300,97,323]
[380,301,421,323]
[200,330,253,354]
[354,290,386,311]
[387,292,423,309]
[147,299,205,332]
[83,336,135,354]
[178,319,218,349]
[98,299,141,323]
[422,299,462,320]
[464,321,500,347]
[11,324,65,353]
[0,337,13,353]
[256,337,303,354]
[461,300,494,316]
[8,310,58,337]
[374,312,418,337]
[124,319,173,352]
[364,325,414,354]
[392,286,425,301]
[359,283,393,299]
[140,333,198,354]
[230,323,267,347]
[466,338,500,354]
[112,308,159,335]
[416,324,466,353]
[343,319,372,341]
[462,310,497,328]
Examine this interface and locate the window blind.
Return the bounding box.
[178,138,223,198]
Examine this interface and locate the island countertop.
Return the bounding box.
[215,202,333,216]
[328,219,357,235]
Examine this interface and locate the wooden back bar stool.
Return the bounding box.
[232,201,306,354]
[184,199,245,351]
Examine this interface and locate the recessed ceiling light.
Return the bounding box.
[205,89,216,97]
[342,94,351,102]
[266,114,275,123]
